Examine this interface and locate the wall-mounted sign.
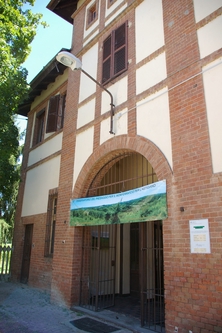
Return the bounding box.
[70,180,167,226]
[189,219,211,253]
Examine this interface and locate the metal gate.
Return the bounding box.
[79,152,165,331]
[80,224,116,310]
[141,221,165,332]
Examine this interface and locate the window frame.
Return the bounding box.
[107,0,117,9]
[102,22,128,84]
[86,1,99,29]
[44,193,57,258]
[33,108,45,146]
[46,93,66,134]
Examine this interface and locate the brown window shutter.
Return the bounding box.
[102,22,127,84]
[57,93,66,130]
[102,35,112,83]
[113,22,127,76]
[46,95,60,133]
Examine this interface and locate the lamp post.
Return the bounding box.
[56,51,115,135]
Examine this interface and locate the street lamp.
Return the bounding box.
[56,51,115,135]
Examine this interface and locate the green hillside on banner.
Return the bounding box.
[70,180,167,226]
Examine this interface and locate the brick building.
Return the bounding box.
[12,1,222,332]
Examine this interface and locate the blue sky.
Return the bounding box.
[23,0,73,83]
[70,180,166,210]
[17,0,73,132]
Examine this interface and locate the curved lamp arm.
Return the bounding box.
[56,51,115,135]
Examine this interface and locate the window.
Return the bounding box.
[92,231,109,250]
[46,93,66,133]
[87,1,98,27]
[107,0,116,8]
[45,193,57,257]
[102,22,128,84]
[33,109,45,145]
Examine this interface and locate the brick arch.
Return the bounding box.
[73,135,173,199]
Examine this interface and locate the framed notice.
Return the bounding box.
[189,219,211,254]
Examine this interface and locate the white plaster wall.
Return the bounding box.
[79,43,98,103]
[105,1,127,27]
[193,0,222,22]
[135,0,164,64]
[83,29,99,47]
[22,155,61,216]
[137,87,173,169]
[101,76,128,114]
[114,109,128,137]
[100,108,127,144]
[73,127,94,187]
[28,132,63,166]
[197,15,222,59]
[136,52,167,95]
[100,117,115,144]
[77,98,96,128]
[202,57,222,173]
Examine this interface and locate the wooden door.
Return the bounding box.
[21,224,33,283]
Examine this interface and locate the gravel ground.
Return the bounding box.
[0,281,134,333]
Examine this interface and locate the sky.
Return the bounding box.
[17,0,73,132]
[23,0,73,83]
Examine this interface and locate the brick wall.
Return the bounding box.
[163,0,222,332]
[50,0,222,330]
[12,1,222,332]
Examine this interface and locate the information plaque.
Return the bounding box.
[189,219,211,254]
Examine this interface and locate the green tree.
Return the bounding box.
[0,0,46,242]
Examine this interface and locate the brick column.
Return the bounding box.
[163,1,220,332]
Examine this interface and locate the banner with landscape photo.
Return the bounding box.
[70,180,167,226]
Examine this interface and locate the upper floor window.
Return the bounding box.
[46,93,66,133]
[107,0,116,8]
[102,22,128,84]
[87,1,98,28]
[33,108,45,146]
[32,93,66,147]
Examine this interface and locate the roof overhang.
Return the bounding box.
[18,50,69,117]
[47,0,78,24]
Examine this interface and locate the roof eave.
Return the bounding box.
[46,0,78,24]
[17,49,69,117]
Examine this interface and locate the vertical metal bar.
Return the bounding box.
[79,226,84,306]
[120,224,123,295]
[140,222,147,327]
[110,224,112,308]
[158,223,161,328]
[95,226,100,311]
[112,224,117,306]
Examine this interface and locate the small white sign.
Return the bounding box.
[189,219,211,254]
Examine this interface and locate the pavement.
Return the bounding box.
[0,281,150,333]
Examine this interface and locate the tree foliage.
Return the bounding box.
[0,0,46,242]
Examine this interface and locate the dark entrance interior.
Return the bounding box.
[21,224,33,283]
[111,220,165,332]
[130,223,140,298]
[79,152,165,332]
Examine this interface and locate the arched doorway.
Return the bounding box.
[79,152,165,332]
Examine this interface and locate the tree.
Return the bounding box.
[0,0,46,242]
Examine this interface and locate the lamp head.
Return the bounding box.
[56,51,82,71]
